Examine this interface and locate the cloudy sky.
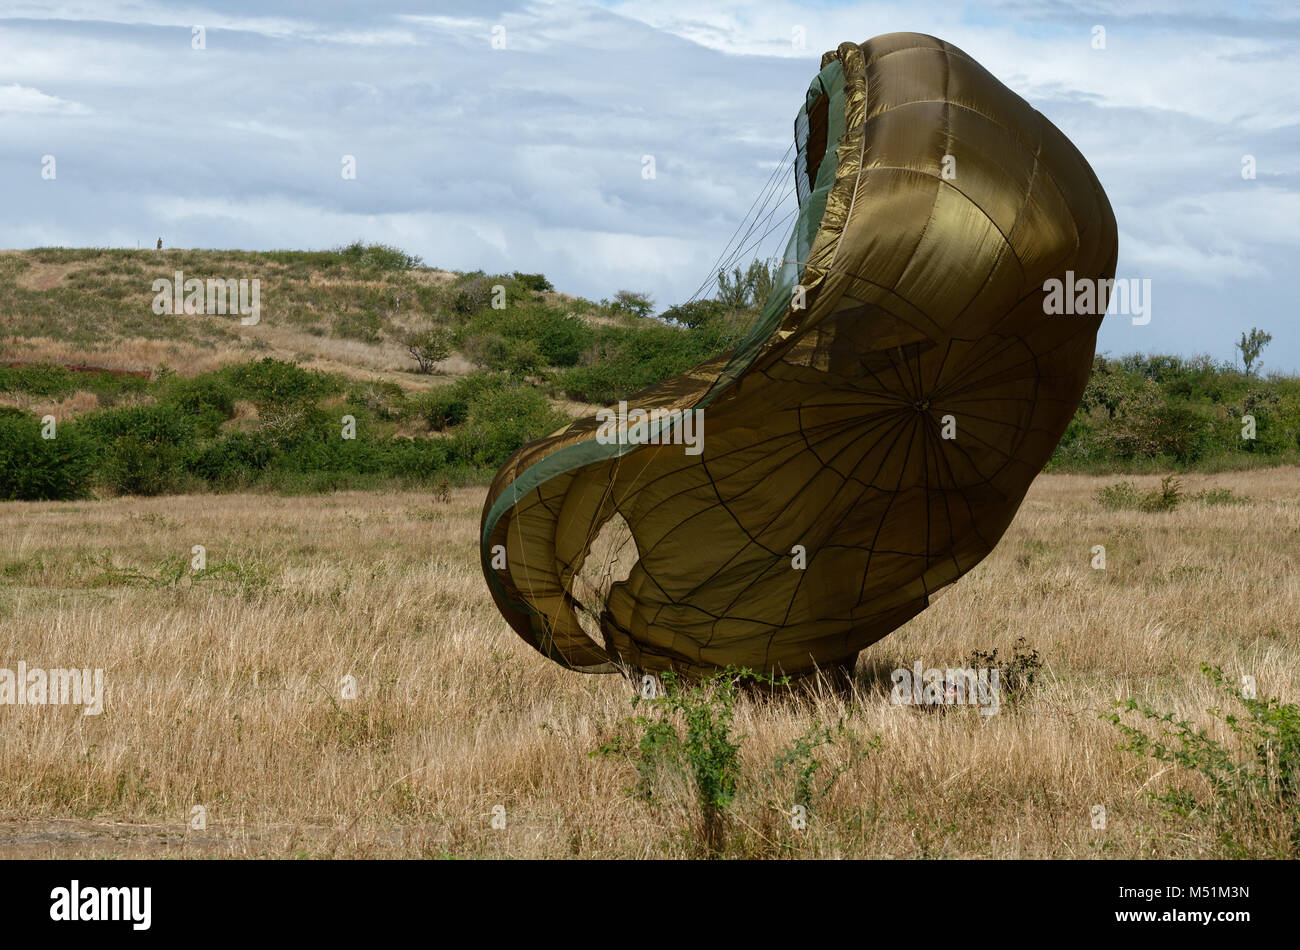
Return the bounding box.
[1,1,1297,369]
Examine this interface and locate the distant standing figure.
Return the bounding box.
[156,238,163,251]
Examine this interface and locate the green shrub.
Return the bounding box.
[0,364,151,405]
[404,327,454,374]
[595,668,750,855]
[104,435,189,495]
[159,375,237,436]
[1145,474,1184,511]
[554,362,626,405]
[501,339,543,376]
[80,404,197,496]
[659,298,731,329]
[966,637,1043,709]
[186,432,277,485]
[256,402,335,451]
[552,320,733,405]
[1235,390,1295,455]
[1097,475,1183,512]
[1079,356,1141,419]
[220,358,339,409]
[451,382,569,467]
[276,428,452,479]
[349,380,408,421]
[596,666,878,855]
[0,412,93,500]
[332,310,384,343]
[768,718,875,820]
[382,437,453,479]
[1096,481,1142,510]
[715,259,776,310]
[1105,664,1300,857]
[1050,352,1300,471]
[333,241,423,271]
[463,303,594,367]
[511,272,554,293]
[606,290,654,317]
[414,387,468,431]
[463,333,542,375]
[410,373,514,431]
[1193,487,1249,506]
[450,274,496,316]
[514,308,592,367]
[1096,382,1209,463]
[0,363,76,397]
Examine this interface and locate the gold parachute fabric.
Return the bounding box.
[480,32,1118,677]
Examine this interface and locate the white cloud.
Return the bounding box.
[0,83,89,115]
[601,1,1299,130]
[1120,231,1268,286]
[0,0,1297,368]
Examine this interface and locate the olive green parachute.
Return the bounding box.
[480,32,1117,677]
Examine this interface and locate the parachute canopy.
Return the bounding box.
[480,32,1117,677]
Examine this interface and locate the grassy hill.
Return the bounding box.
[1,244,1296,500]
[0,245,756,497]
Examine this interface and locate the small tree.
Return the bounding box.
[659,298,730,329]
[405,327,454,374]
[451,274,494,316]
[716,266,749,308]
[609,290,654,318]
[1237,327,1272,376]
[511,272,554,293]
[715,258,776,311]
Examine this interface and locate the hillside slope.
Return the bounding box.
[0,245,757,499]
[2,246,557,386]
[1,245,1297,503]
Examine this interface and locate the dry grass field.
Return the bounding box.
[0,468,1297,859]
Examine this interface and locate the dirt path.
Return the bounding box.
[12,261,77,291]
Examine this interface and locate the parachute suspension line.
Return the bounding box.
[714,184,797,281]
[720,201,798,283]
[682,141,796,306]
[709,140,793,280]
[715,150,795,268]
[711,171,798,297]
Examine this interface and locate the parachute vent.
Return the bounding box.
[570,513,639,649]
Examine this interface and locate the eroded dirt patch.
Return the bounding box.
[15,262,80,291]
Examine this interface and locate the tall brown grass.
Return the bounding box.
[0,469,1296,857]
